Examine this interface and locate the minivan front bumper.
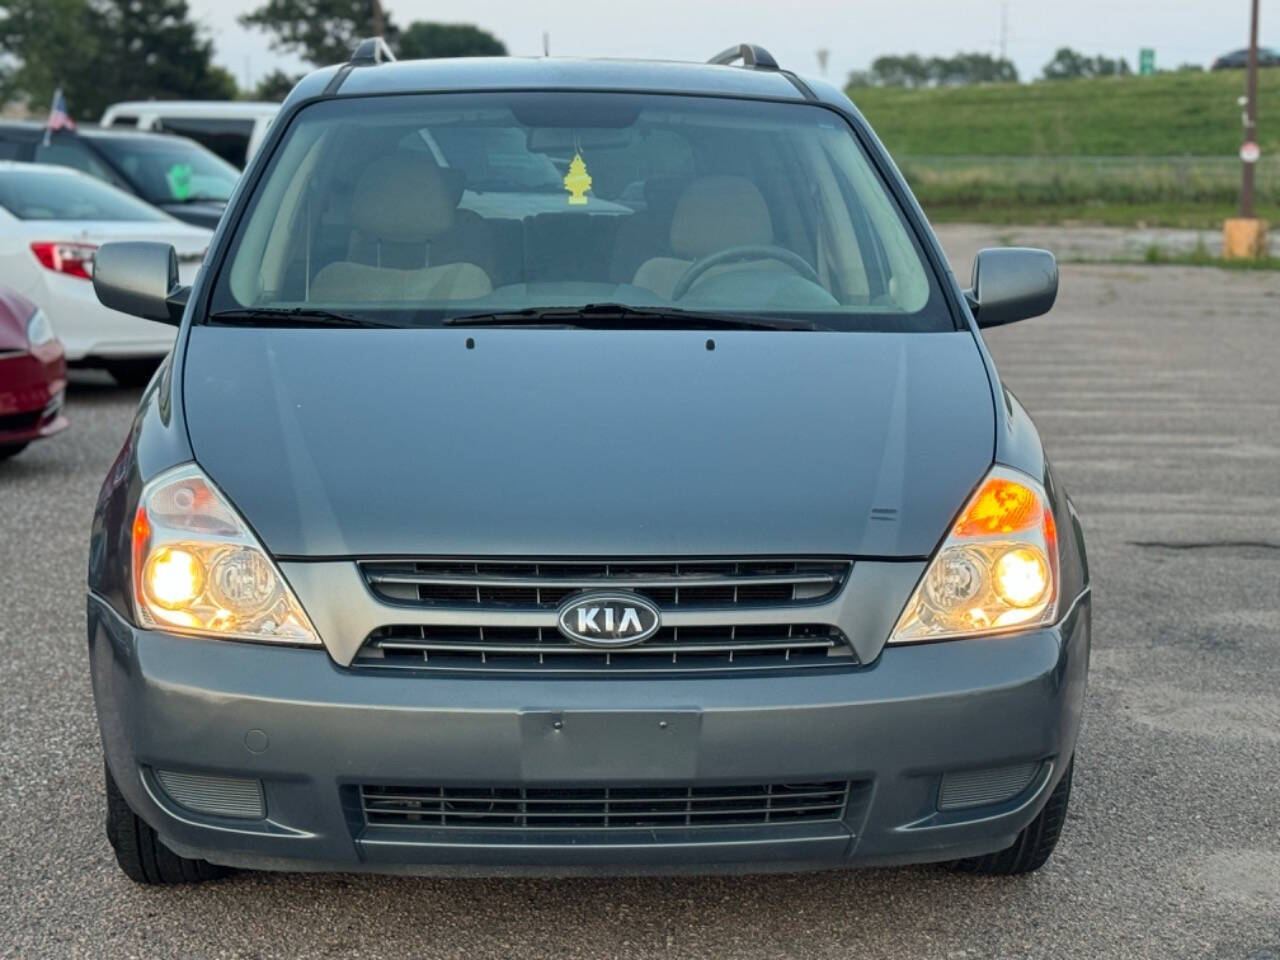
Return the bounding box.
[88,591,1089,876]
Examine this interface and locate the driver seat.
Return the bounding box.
[311,153,492,302]
[632,175,775,300]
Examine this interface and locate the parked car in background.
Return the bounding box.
[0,163,211,385]
[1211,47,1280,69]
[0,123,241,228]
[0,285,67,460]
[100,101,280,168]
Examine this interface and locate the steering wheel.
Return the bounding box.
[671,245,820,301]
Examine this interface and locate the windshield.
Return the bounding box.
[91,135,241,205]
[212,92,950,332]
[0,169,169,221]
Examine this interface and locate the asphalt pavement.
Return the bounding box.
[1,235,1277,958]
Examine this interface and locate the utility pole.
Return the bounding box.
[371,0,384,38]
[999,2,1009,63]
[1225,0,1266,259]
[1240,0,1260,218]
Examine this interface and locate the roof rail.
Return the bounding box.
[350,37,396,66]
[708,44,779,71]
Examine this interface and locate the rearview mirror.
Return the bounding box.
[964,248,1058,329]
[526,127,634,154]
[93,242,189,326]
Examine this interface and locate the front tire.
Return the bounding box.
[104,763,229,884]
[948,756,1074,876]
[0,443,29,461]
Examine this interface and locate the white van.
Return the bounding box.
[99,101,279,168]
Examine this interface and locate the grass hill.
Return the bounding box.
[844,71,1280,227]
[847,70,1280,157]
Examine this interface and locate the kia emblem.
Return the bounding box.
[556,592,662,648]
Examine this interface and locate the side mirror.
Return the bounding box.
[964,248,1058,329]
[93,242,190,326]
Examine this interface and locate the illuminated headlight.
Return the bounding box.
[889,467,1058,643]
[131,463,320,645]
[26,309,55,347]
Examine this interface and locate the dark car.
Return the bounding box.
[1211,47,1280,69]
[86,41,1090,884]
[0,123,240,228]
[0,285,67,459]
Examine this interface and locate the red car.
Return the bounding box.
[0,285,67,460]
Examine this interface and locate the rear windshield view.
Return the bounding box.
[214,92,950,331]
[0,169,168,221]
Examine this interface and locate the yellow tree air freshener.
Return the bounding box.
[563,152,592,205]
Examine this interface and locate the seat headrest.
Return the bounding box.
[351,153,457,243]
[669,175,773,260]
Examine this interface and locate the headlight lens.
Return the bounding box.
[26,308,55,347]
[992,547,1050,608]
[131,464,320,644]
[142,547,205,610]
[889,468,1058,643]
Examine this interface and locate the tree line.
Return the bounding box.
[849,47,1206,89]
[242,0,506,100]
[0,0,506,119]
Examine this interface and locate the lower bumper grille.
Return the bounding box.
[0,409,41,434]
[360,781,852,831]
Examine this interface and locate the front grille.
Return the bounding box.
[357,623,853,673]
[360,781,851,831]
[354,557,856,674]
[359,558,850,609]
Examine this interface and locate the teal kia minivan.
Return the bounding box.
[87,42,1089,883]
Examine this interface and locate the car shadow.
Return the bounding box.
[67,369,142,396]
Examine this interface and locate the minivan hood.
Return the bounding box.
[183,328,995,559]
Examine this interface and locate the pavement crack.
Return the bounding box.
[1129,539,1280,552]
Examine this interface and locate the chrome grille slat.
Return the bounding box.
[359,558,849,610]
[359,781,852,832]
[376,637,838,656]
[354,557,856,675]
[364,572,838,590]
[358,623,854,673]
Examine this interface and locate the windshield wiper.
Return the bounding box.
[443,303,820,331]
[208,307,395,329]
[167,194,229,205]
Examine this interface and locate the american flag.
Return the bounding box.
[43,88,75,146]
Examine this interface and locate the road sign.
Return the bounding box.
[1241,141,1261,164]
[1139,48,1156,75]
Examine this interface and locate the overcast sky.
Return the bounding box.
[190,0,1268,91]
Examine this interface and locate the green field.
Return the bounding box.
[896,155,1280,227]
[847,72,1280,226]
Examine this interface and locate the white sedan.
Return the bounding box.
[0,162,212,385]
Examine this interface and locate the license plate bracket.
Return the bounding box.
[519,710,701,780]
